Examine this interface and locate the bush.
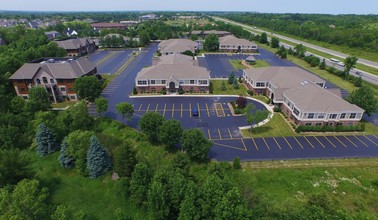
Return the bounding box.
[273,106,281,112]
[234,108,242,114]
[178,88,185,95]
[161,88,166,95]
[133,87,138,95]
[235,96,247,109]
[209,81,214,94]
[266,98,271,104]
[238,77,242,83]
[247,90,254,96]
[229,101,236,108]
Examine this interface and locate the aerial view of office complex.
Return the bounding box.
[0,0,377,219]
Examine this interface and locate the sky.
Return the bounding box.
[1,0,377,14]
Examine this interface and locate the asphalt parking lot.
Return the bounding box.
[91,43,378,161]
[197,48,295,78]
[87,50,133,74]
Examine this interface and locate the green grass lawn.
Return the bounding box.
[51,100,75,109]
[211,80,248,95]
[241,113,296,138]
[229,59,247,69]
[251,60,270,68]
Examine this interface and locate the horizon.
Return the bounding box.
[1,0,378,15]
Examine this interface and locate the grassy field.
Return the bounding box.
[229,59,247,69]
[164,18,211,26]
[241,113,296,138]
[252,60,270,68]
[211,79,248,95]
[51,100,75,109]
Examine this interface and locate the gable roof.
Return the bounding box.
[10,58,96,80]
[219,35,256,46]
[55,38,92,50]
[136,64,209,80]
[284,83,363,113]
[156,54,197,65]
[159,39,197,53]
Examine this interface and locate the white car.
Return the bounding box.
[337,62,345,67]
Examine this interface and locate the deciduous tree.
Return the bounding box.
[130,163,152,207]
[344,56,358,75]
[0,149,33,187]
[203,33,219,52]
[116,102,134,121]
[245,104,270,131]
[113,141,137,178]
[139,112,165,143]
[271,37,280,48]
[181,128,212,162]
[347,85,378,116]
[159,119,183,148]
[27,86,50,112]
[94,97,108,116]
[74,76,102,102]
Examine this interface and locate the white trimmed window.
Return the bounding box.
[349,113,356,119]
[340,113,346,119]
[198,80,207,85]
[190,80,195,84]
[150,80,155,84]
[138,80,147,85]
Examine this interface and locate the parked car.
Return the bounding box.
[192,107,199,116]
[337,62,345,67]
[356,71,362,76]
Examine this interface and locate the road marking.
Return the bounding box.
[163,104,167,117]
[273,137,281,150]
[251,138,259,151]
[354,136,368,147]
[197,103,201,117]
[189,103,192,118]
[172,104,175,118]
[208,129,212,140]
[146,104,150,113]
[304,136,315,149]
[220,103,226,116]
[228,128,233,139]
[181,103,183,118]
[283,137,293,150]
[132,104,135,108]
[262,138,270,150]
[334,136,347,148]
[218,129,222,140]
[324,136,336,148]
[155,104,158,112]
[214,102,225,117]
[293,137,304,149]
[344,135,358,148]
[206,103,210,117]
[364,136,378,146]
[313,136,326,148]
[138,104,142,111]
[241,139,247,151]
[213,142,246,151]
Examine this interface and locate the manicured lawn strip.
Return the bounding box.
[229,59,247,69]
[211,80,248,95]
[241,113,297,138]
[250,95,268,103]
[251,60,270,68]
[51,100,75,109]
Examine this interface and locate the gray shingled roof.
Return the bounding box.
[159,39,197,54]
[55,38,92,50]
[156,54,197,65]
[10,58,96,80]
[284,83,363,113]
[219,35,257,47]
[136,64,209,80]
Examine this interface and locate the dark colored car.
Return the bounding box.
[192,107,199,116]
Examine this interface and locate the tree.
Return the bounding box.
[220,80,227,91]
[214,187,251,219]
[181,128,212,162]
[344,56,358,75]
[276,45,287,58]
[203,33,219,52]
[294,44,306,57]
[10,96,26,114]
[74,76,102,102]
[86,136,112,178]
[245,104,270,131]
[116,102,134,121]
[228,72,235,84]
[233,157,241,169]
[0,149,33,187]
[58,139,75,169]
[130,163,152,207]
[158,119,184,148]
[36,123,59,157]
[0,179,49,220]
[178,181,201,220]
[65,130,94,175]
[347,85,378,116]
[138,30,150,46]
[139,112,165,143]
[354,76,363,87]
[94,97,108,116]
[113,141,137,178]
[181,50,194,57]
[233,77,239,89]
[319,58,326,70]
[27,86,50,112]
[271,37,280,48]
[235,96,247,109]
[259,32,268,44]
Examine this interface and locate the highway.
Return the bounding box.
[213,17,378,85]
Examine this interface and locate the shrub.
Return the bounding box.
[161,88,166,95]
[229,101,236,108]
[247,90,254,96]
[266,98,271,104]
[235,96,247,109]
[238,77,242,83]
[295,125,303,133]
[273,106,281,112]
[209,81,214,94]
[234,108,242,114]
[178,88,185,95]
[133,87,138,95]
[233,157,241,169]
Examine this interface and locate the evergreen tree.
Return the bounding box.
[233,157,241,169]
[220,80,227,91]
[114,142,138,178]
[58,139,75,169]
[228,72,235,84]
[36,123,59,157]
[319,58,326,70]
[86,136,111,178]
[233,77,239,89]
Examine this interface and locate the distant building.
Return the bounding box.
[159,39,197,55]
[219,35,257,53]
[135,54,210,94]
[103,34,139,46]
[9,57,97,103]
[44,31,60,41]
[55,38,96,57]
[91,22,128,31]
[65,28,78,37]
[190,30,231,38]
[140,14,157,20]
[243,67,364,126]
